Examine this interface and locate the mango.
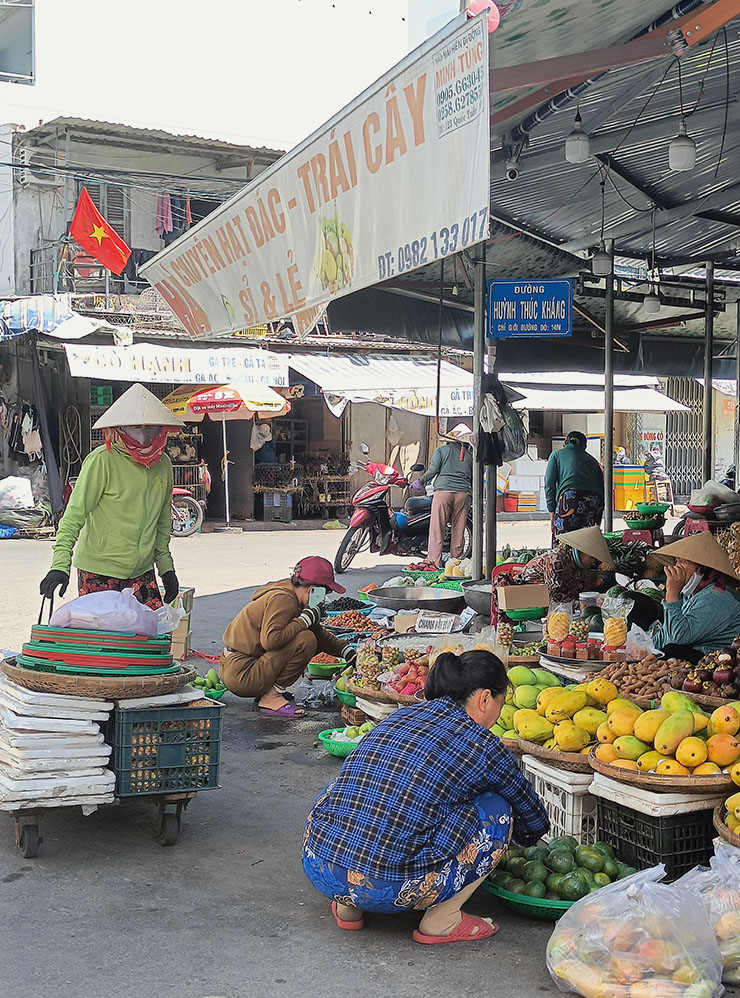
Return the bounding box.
[586,677,618,706]
[595,743,618,764]
[607,707,641,737]
[512,708,539,729]
[491,723,506,737]
[508,665,537,687]
[536,686,562,716]
[633,708,670,744]
[501,729,517,740]
[545,690,589,723]
[661,690,697,714]
[692,712,709,733]
[573,707,608,735]
[596,721,616,744]
[499,704,516,730]
[654,710,695,756]
[707,705,740,737]
[731,761,740,786]
[656,758,691,776]
[637,750,671,772]
[607,697,641,717]
[513,684,539,709]
[611,759,639,771]
[693,762,721,775]
[675,736,709,768]
[613,735,651,761]
[726,791,740,814]
[543,737,557,750]
[516,713,555,745]
[579,746,591,755]
[706,733,740,767]
[532,668,561,688]
[553,721,591,753]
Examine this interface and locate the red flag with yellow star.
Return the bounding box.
[69,187,131,275]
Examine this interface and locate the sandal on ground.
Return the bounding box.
[412,913,498,945]
[331,901,364,931]
[258,701,306,717]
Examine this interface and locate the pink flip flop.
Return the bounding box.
[258,702,306,718]
[331,901,364,930]
[413,913,499,945]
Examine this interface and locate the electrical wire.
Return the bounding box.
[60,404,83,487]
[606,171,654,214]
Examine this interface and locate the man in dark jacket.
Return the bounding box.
[545,431,604,538]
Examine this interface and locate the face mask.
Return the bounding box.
[308,586,327,609]
[121,425,160,445]
[681,572,702,599]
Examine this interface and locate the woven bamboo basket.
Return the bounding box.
[2,659,196,700]
[682,690,739,710]
[502,737,524,756]
[518,739,593,773]
[713,804,740,848]
[588,746,736,793]
[383,687,422,705]
[345,677,396,704]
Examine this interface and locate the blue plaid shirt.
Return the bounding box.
[305,697,549,879]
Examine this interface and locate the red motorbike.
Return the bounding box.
[334,448,472,573]
[170,487,204,537]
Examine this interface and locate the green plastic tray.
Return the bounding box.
[504,607,546,622]
[307,658,346,678]
[317,728,359,758]
[401,569,441,581]
[636,502,670,515]
[482,881,574,920]
[431,579,464,592]
[335,687,356,707]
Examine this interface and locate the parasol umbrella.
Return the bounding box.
[162,384,290,525]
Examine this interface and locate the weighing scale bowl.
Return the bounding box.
[371,586,466,613]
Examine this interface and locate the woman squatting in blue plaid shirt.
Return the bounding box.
[303,649,549,945]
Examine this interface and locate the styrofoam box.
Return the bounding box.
[521,754,597,844]
[589,772,728,817]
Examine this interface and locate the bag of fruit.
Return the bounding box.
[546,603,573,642]
[601,595,634,649]
[677,843,740,984]
[546,865,723,998]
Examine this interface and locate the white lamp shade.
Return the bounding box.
[643,289,661,314]
[592,245,612,276]
[565,125,590,164]
[669,122,696,172]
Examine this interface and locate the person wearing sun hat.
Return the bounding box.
[220,556,356,718]
[650,532,740,663]
[415,422,474,568]
[39,384,184,609]
[516,526,614,604]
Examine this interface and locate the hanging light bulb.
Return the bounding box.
[592,240,611,276]
[565,109,590,164]
[643,285,661,313]
[669,120,696,172]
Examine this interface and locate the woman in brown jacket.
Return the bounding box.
[220,557,356,718]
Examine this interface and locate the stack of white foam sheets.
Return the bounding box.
[0,676,115,809]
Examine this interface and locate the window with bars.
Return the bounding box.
[76,181,129,242]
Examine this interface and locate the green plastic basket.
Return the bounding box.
[335,687,356,707]
[482,881,574,920]
[623,514,664,530]
[431,579,464,592]
[204,687,227,700]
[636,502,670,516]
[504,607,546,622]
[401,568,442,581]
[307,658,346,678]
[317,728,359,758]
[356,591,371,602]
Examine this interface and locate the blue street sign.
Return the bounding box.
[487,279,573,338]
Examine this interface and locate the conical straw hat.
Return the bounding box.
[649,531,740,580]
[93,384,185,429]
[559,526,613,567]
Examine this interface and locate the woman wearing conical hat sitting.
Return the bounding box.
[517,526,614,604]
[651,533,740,665]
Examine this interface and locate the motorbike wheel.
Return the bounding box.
[171,496,204,537]
[461,523,472,559]
[334,524,369,573]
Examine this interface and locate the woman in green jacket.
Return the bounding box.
[545,431,604,538]
[39,384,184,608]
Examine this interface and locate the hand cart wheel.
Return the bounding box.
[157,811,179,847]
[13,813,42,858]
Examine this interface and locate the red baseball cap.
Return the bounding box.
[293,556,346,594]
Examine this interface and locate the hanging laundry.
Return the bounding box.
[155,193,173,235]
[185,195,192,225]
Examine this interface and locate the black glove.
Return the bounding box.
[161,571,179,604]
[40,570,69,599]
[341,645,357,668]
[298,606,322,629]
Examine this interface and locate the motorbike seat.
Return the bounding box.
[406,495,432,515]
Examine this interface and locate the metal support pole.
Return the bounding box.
[485,247,498,578]
[703,260,715,483]
[104,270,111,311]
[603,239,615,532]
[222,415,231,525]
[735,302,740,478]
[472,253,486,580]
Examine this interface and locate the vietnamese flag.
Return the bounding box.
[70,187,131,275]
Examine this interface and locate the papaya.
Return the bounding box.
[573,707,607,735]
[613,735,651,761]
[545,690,589,723]
[633,708,670,744]
[654,710,695,756]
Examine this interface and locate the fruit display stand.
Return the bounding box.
[713,803,740,849]
[520,754,597,844]
[588,746,736,794]
[590,772,726,878]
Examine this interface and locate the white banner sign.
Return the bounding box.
[323,386,474,418]
[140,12,489,337]
[64,343,289,388]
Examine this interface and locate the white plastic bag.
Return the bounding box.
[155,603,186,635]
[547,865,723,998]
[690,479,740,507]
[626,623,661,661]
[678,843,740,984]
[49,589,159,636]
[0,476,33,511]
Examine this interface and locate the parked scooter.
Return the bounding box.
[170,486,204,537]
[334,445,472,573]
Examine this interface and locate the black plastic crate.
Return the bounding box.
[596,798,716,880]
[106,704,223,796]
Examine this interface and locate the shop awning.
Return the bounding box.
[502,372,689,413]
[287,353,474,418]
